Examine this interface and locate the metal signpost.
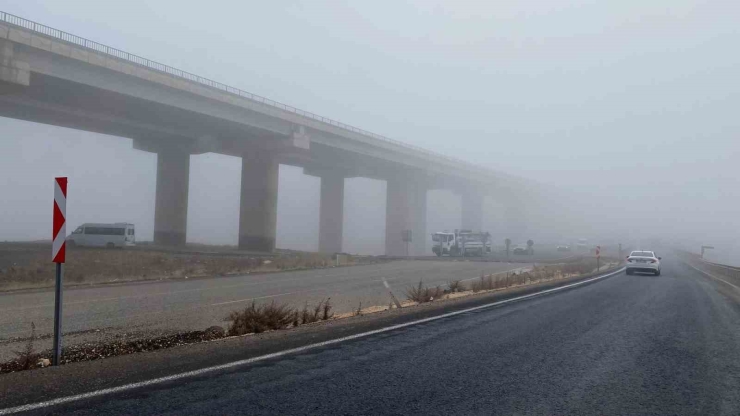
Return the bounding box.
[402,229,412,257]
[51,177,67,366]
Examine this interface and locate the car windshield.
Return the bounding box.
[631,251,654,257]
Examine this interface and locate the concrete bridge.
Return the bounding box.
[0,12,536,255]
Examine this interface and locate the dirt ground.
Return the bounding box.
[0,242,384,291]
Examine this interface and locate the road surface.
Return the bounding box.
[0,259,527,360]
[13,254,740,415]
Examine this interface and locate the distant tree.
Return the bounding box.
[527,239,534,255]
[505,238,511,256]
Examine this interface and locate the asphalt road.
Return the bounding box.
[26,254,740,415]
[0,260,528,360]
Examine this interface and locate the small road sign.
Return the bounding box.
[52,177,67,366]
[52,177,67,263]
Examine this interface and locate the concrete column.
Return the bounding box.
[385,178,427,256]
[154,149,190,246]
[461,191,483,232]
[239,150,279,252]
[411,185,427,256]
[318,174,345,253]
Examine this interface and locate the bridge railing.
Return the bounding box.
[0,11,482,172]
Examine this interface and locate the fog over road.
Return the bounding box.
[29,255,740,415]
[0,260,528,360]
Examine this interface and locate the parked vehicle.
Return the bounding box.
[432,230,491,257]
[67,223,135,248]
[575,238,588,251]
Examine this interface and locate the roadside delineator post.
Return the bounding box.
[382,277,403,309]
[595,245,601,272]
[52,177,67,366]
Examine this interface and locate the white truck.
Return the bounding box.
[432,229,492,257]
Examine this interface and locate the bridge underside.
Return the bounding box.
[0,35,530,254]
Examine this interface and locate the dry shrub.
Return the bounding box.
[227,301,294,335]
[322,298,333,320]
[406,280,443,303]
[562,260,594,276]
[300,299,333,324]
[447,280,466,293]
[12,322,38,371]
[471,274,498,292]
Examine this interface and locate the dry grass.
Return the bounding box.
[228,298,335,334]
[226,298,334,335]
[12,322,38,371]
[406,258,615,303]
[227,301,295,335]
[0,243,385,291]
[447,280,466,293]
[406,280,444,303]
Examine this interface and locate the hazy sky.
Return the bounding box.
[1,1,738,261]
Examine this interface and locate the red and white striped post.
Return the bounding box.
[52,177,67,366]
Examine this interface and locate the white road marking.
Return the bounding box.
[0,267,623,415]
[685,262,740,290]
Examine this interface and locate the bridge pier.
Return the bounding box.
[461,191,483,232]
[154,149,190,246]
[385,178,427,256]
[318,174,345,253]
[504,203,527,241]
[239,150,279,252]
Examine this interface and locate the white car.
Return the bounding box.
[625,250,661,276]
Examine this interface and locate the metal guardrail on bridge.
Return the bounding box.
[683,253,740,282]
[0,11,486,173]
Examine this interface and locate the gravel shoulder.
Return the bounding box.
[0,265,619,410]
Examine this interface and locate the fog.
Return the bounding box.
[1,1,738,263]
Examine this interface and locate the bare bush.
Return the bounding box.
[447,280,466,293]
[322,298,333,320]
[406,280,443,303]
[12,322,38,371]
[300,303,315,324]
[227,301,294,335]
[299,299,333,324]
[471,274,497,292]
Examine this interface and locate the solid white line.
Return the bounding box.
[0,267,624,415]
[685,262,740,290]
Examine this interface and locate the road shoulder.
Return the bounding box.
[0,266,621,410]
